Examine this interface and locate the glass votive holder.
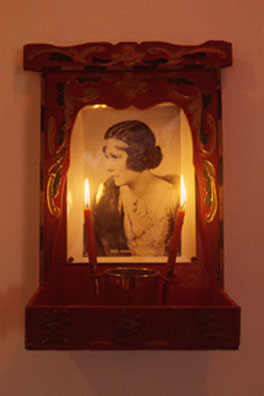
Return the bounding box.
[104,267,160,305]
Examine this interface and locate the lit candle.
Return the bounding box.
[84,178,97,273]
[167,175,187,272]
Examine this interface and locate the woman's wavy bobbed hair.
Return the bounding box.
[104,120,162,172]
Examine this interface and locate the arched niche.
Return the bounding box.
[67,103,196,264]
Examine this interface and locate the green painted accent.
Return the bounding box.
[56,124,65,146]
[200,114,209,145]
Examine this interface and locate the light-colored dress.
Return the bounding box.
[119,177,179,256]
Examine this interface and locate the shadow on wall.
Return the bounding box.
[0,347,210,396]
[0,284,24,377]
[69,350,210,396]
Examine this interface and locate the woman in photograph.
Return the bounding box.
[93,120,180,257]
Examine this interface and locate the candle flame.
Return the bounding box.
[84,178,90,208]
[95,183,104,204]
[180,175,187,208]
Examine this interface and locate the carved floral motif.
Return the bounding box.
[115,73,148,99]
[24,41,232,72]
[39,309,70,345]
[112,45,145,67]
[189,310,230,341]
[110,310,146,345]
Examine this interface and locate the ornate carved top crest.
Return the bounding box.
[24,41,232,72]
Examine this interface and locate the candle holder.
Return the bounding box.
[162,274,180,305]
[104,267,160,305]
[88,272,103,304]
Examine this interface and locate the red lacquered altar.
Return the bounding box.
[24,41,240,350]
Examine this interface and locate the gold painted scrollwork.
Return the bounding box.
[47,159,63,217]
[47,115,68,217]
[186,93,218,224]
[65,89,99,107]
[46,79,100,217]
[204,160,218,223]
[48,115,68,160]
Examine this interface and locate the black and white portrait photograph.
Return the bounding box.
[67,103,196,264]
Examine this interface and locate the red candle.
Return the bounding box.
[167,175,187,270]
[84,178,97,273]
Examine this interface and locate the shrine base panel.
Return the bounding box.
[25,272,240,350]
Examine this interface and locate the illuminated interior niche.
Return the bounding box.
[67,103,196,263]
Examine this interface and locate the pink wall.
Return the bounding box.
[1,0,264,394]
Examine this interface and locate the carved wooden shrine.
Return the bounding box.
[24,41,240,350]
